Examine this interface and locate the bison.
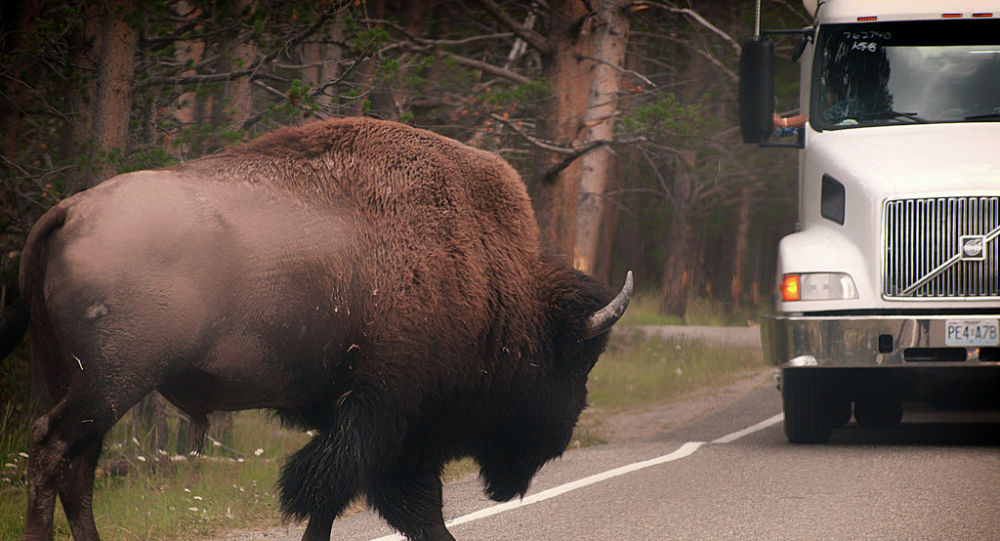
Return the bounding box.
[2,117,632,541]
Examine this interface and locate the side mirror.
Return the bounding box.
[739,37,775,144]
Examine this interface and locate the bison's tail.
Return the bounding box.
[2,204,69,364]
[0,293,28,362]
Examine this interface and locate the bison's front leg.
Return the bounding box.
[301,514,335,541]
[368,467,455,541]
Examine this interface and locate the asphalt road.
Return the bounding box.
[239,384,1000,541]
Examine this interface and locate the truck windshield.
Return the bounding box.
[814,19,1000,129]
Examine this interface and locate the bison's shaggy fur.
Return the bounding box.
[7,117,629,541]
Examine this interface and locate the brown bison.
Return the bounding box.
[2,117,631,541]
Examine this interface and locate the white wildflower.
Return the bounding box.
[254,448,264,456]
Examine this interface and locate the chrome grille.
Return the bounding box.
[883,196,1000,299]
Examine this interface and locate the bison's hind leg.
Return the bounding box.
[24,381,153,541]
[368,466,456,541]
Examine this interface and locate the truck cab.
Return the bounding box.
[742,0,1000,443]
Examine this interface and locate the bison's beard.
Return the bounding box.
[476,418,577,502]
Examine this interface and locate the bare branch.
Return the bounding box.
[476,0,556,56]
[491,113,646,181]
[137,2,347,89]
[490,113,575,155]
[576,54,656,87]
[435,50,533,85]
[635,1,742,53]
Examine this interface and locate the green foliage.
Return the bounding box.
[622,91,712,143]
[479,79,550,108]
[106,148,180,174]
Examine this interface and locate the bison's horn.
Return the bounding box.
[581,270,633,341]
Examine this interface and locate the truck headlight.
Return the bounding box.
[781,273,858,301]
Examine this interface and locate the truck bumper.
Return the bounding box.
[761,313,1000,367]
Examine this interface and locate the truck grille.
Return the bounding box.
[883,196,1000,299]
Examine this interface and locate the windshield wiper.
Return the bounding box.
[856,110,929,123]
[965,113,1000,122]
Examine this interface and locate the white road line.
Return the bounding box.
[712,413,784,444]
[370,413,783,541]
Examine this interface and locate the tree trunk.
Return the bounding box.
[301,14,346,118]
[731,184,751,304]
[660,152,698,317]
[574,0,629,278]
[531,0,591,258]
[0,1,41,162]
[213,0,256,136]
[172,1,206,157]
[594,158,624,284]
[91,0,138,185]
[58,5,100,194]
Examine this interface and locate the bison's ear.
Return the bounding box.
[579,271,633,341]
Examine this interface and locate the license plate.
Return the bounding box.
[945,319,1000,347]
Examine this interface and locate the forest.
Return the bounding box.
[1,0,806,401]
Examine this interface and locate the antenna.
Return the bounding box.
[754,0,762,37]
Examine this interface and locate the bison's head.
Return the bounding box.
[478,261,633,501]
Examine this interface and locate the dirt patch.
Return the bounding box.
[579,366,776,444]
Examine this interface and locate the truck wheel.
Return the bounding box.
[854,398,902,428]
[829,399,853,428]
[782,369,834,444]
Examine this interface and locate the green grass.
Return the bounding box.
[588,329,763,413]
[1,325,764,540]
[619,291,758,327]
[2,409,310,540]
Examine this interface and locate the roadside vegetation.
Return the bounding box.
[0,294,764,539]
[618,292,762,327]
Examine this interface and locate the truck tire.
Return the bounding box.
[782,369,834,444]
[854,398,903,428]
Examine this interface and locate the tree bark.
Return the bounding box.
[172,1,207,158]
[214,0,256,135]
[660,151,698,317]
[530,0,591,258]
[301,14,345,118]
[0,1,41,162]
[574,0,629,277]
[91,0,138,185]
[730,184,751,304]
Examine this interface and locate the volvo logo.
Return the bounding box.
[960,235,985,260]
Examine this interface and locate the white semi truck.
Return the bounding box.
[740,0,1000,443]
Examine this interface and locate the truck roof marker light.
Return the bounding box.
[972,13,993,18]
[781,274,801,302]
[941,13,962,18]
[857,16,877,21]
